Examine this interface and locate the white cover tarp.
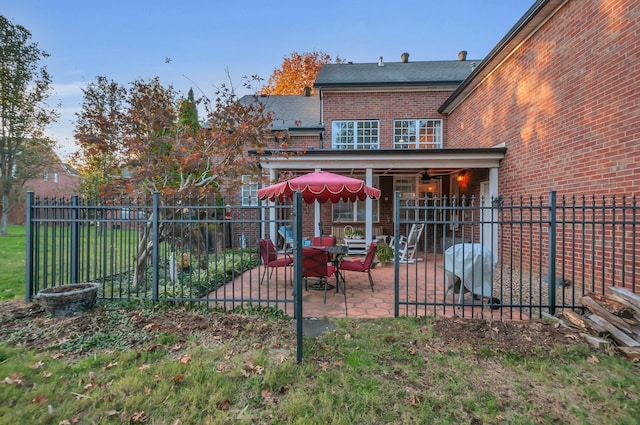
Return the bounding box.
[443,243,494,300]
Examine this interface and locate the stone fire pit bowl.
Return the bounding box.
[36,283,99,317]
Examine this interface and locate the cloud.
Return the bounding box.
[51,81,85,98]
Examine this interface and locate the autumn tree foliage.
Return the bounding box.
[260,50,343,95]
[73,74,279,285]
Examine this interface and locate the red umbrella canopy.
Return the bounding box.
[257,171,381,204]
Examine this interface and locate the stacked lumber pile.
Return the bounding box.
[562,287,640,361]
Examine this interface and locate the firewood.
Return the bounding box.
[580,295,638,337]
[607,287,640,316]
[579,333,611,350]
[616,346,640,362]
[586,292,635,319]
[563,309,589,331]
[587,314,640,347]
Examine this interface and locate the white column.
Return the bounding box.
[268,169,277,244]
[365,168,373,244]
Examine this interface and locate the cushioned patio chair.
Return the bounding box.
[338,241,377,292]
[259,239,293,285]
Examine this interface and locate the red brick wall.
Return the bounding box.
[322,91,452,148]
[446,0,640,199]
[446,0,639,291]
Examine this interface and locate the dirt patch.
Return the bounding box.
[0,299,583,357]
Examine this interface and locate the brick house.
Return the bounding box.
[246,0,638,250]
[3,153,81,224]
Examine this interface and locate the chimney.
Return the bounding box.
[378,56,384,66]
[401,52,409,63]
[458,50,468,61]
[303,86,311,96]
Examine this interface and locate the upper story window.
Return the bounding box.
[53,172,59,183]
[393,119,442,149]
[241,175,258,206]
[332,120,379,150]
[43,172,49,181]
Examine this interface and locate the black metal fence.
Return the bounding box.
[394,191,638,319]
[25,192,296,315]
[26,191,638,321]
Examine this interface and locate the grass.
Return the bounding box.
[0,225,27,300]
[2,227,639,423]
[1,311,639,424]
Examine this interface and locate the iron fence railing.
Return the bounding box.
[394,191,638,319]
[26,191,638,321]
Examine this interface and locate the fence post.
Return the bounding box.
[152,192,160,302]
[293,191,304,364]
[70,195,80,283]
[548,191,557,315]
[393,191,401,317]
[25,192,34,301]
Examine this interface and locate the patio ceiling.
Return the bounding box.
[249,148,506,177]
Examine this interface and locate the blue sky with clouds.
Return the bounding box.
[2,0,534,158]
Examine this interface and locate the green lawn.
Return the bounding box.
[0,225,27,300]
[2,226,639,424]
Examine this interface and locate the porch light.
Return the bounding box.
[456,170,467,183]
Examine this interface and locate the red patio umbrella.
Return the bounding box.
[257,171,381,204]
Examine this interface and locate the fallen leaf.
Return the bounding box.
[333,360,344,367]
[130,411,147,423]
[29,360,45,369]
[171,344,182,351]
[254,365,264,375]
[30,395,47,404]
[138,364,150,370]
[42,371,53,378]
[59,420,71,425]
[261,390,275,405]
[105,410,119,417]
[171,374,185,384]
[344,333,352,340]
[535,416,545,423]
[587,355,599,364]
[105,362,118,369]
[216,399,231,411]
[179,354,191,364]
[408,347,417,355]
[51,353,65,359]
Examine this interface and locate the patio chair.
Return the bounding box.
[338,241,377,292]
[259,239,293,285]
[311,236,336,248]
[278,225,294,251]
[302,247,346,311]
[391,223,424,263]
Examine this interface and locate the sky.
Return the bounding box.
[1,0,535,159]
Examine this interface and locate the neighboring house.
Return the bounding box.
[4,153,81,224]
[247,0,639,247]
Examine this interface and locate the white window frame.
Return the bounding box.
[53,172,59,183]
[393,119,442,149]
[332,120,379,150]
[43,172,49,181]
[241,175,259,206]
[332,176,379,222]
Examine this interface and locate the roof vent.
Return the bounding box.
[378,56,384,66]
[458,50,468,61]
[401,52,409,63]
[303,86,311,96]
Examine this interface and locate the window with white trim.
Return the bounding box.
[43,172,49,181]
[332,176,379,222]
[393,119,442,149]
[53,172,59,183]
[332,120,379,150]
[241,175,258,206]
